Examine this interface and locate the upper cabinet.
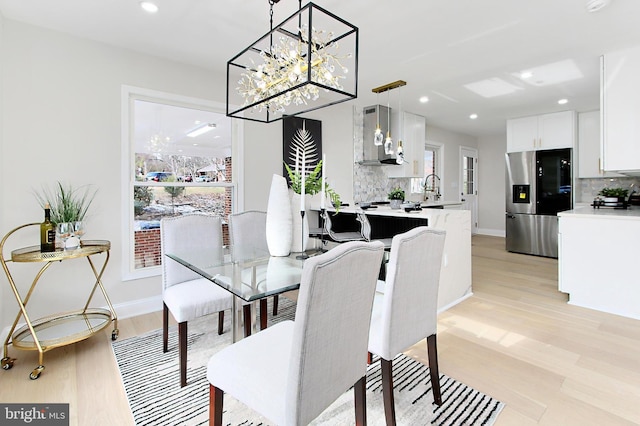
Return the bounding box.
[507,111,576,153]
[602,47,640,173]
[577,111,623,178]
[387,111,426,178]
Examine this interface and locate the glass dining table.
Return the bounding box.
[165,246,305,342]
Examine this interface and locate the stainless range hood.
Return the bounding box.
[360,105,398,165]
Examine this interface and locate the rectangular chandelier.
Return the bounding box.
[226,2,359,123]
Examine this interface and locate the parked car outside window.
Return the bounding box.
[146,172,174,182]
[195,175,213,182]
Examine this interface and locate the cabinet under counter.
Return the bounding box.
[318,206,472,312]
[558,207,640,320]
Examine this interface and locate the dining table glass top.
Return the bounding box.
[165,246,306,302]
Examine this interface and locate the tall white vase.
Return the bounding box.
[265,175,292,256]
[290,192,310,253]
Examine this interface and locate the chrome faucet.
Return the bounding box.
[424,174,441,201]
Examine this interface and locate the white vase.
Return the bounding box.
[265,175,293,256]
[290,192,310,253]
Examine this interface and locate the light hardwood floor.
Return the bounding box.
[1,235,639,425]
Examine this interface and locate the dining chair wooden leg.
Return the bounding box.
[381,358,396,426]
[427,334,442,405]
[272,294,279,315]
[209,384,224,426]
[354,375,367,426]
[179,321,187,387]
[243,305,252,337]
[162,303,169,353]
[260,299,268,330]
[217,311,224,335]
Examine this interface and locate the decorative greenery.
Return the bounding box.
[388,187,405,201]
[284,160,341,212]
[134,186,154,216]
[35,182,97,225]
[599,187,629,198]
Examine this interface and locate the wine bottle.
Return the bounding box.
[40,203,56,252]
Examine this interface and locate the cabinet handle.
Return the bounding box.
[598,158,602,174]
[533,138,536,148]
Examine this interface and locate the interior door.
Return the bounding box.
[460,147,478,234]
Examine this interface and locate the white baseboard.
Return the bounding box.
[114,295,163,320]
[476,228,505,237]
[438,292,473,314]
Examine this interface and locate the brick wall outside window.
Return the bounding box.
[134,228,161,268]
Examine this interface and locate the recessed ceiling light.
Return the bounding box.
[140,1,159,13]
[558,98,569,105]
[520,71,533,79]
[419,96,429,103]
[469,113,478,120]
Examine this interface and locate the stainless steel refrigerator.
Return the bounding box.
[505,149,572,258]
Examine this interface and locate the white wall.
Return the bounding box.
[477,133,507,236]
[242,103,355,211]
[425,125,478,202]
[0,20,232,326]
[0,12,4,325]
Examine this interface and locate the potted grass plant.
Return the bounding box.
[35,182,97,249]
[599,187,629,206]
[388,187,405,209]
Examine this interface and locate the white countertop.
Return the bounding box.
[558,205,640,220]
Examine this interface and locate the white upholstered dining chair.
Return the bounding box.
[367,226,446,425]
[207,240,385,426]
[228,210,279,335]
[160,214,233,387]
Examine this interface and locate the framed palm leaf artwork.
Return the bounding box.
[283,116,322,188]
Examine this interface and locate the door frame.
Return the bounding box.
[459,146,478,234]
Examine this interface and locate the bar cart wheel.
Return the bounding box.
[111,329,119,341]
[1,357,15,370]
[30,365,44,380]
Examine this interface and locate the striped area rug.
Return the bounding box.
[112,298,504,425]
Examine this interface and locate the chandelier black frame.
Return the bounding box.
[226,1,359,123]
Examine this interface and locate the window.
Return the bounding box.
[122,87,241,280]
[410,143,443,194]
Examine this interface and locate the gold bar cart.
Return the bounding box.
[0,223,118,380]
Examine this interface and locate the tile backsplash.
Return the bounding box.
[577,177,640,203]
[352,106,412,203]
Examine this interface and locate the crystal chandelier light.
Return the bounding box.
[226,1,359,123]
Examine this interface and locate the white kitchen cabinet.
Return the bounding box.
[387,111,426,178]
[558,208,640,320]
[602,46,640,173]
[506,111,576,153]
[577,110,623,178]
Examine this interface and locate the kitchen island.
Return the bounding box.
[558,206,640,320]
[323,205,471,312]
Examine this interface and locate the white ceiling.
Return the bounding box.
[2,0,640,137]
